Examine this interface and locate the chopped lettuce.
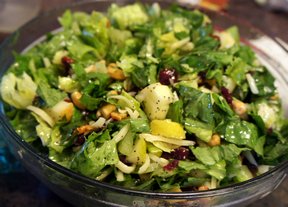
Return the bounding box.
[1,3,288,192]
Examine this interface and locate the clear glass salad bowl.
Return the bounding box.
[1,1,288,206]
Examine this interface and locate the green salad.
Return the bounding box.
[1,3,288,192]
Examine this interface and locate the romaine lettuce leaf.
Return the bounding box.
[218,118,265,155]
[177,84,214,125]
[108,3,149,30]
[71,132,119,177]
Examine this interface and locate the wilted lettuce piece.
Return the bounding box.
[206,160,226,180]
[226,158,253,182]
[191,144,248,166]
[225,58,250,86]
[67,39,100,60]
[157,32,193,56]
[108,3,149,29]
[9,110,38,143]
[166,100,183,124]
[37,82,67,107]
[250,100,280,130]
[178,85,214,125]
[212,93,234,117]
[252,68,276,97]
[49,149,74,168]
[33,112,65,152]
[178,160,206,171]
[182,177,210,188]
[0,72,37,109]
[58,10,73,29]
[184,118,212,142]
[117,55,143,76]
[71,136,119,177]
[34,114,52,146]
[219,118,265,155]
[170,6,204,28]
[263,141,288,164]
[79,83,104,111]
[235,45,256,65]
[40,30,74,58]
[114,118,150,134]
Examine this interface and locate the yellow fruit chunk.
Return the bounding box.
[126,137,147,165]
[47,100,74,122]
[150,119,186,139]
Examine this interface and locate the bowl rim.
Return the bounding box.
[1,0,288,198]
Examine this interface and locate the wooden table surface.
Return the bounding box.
[0,0,288,207]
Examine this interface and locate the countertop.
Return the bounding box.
[1,0,288,207]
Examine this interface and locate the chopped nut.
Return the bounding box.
[71,91,85,109]
[99,104,117,119]
[107,63,126,80]
[84,64,97,73]
[96,110,102,118]
[208,134,221,146]
[76,125,95,135]
[107,90,118,96]
[198,186,209,191]
[111,111,128,121]
[206,79,216,86]
[232,99,247,119]
[270,94,279,100]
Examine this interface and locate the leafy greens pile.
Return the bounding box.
[1,3,288,192]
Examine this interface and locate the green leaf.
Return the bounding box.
[58,10,73,29]
[71,138,119,177]
[178,85,214,125]
[191,144,248,165]
[178,161,206,171]
[166,100,183,123]
[37,82,67,107]
[212,93,234,117]
[235,45,256,65]
[184,118,213,142]
[225,58,249,86]
[263,141,288,164]
[108,3,149,30]
[221,118,264,155]
[206,160,226,180]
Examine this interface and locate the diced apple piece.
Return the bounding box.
[47,100,74,122]
[136,83,174,120]
[150,119,186,139]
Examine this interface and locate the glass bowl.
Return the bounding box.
[1,1,288,206]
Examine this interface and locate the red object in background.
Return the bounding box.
[200,0,229,11]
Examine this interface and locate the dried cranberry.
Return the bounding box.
[221,87,233,105]
[163,160,179,171]
[173,147,190,160]
[162,147,190,160]
[119,155,132,166]
[74,134,85,146]
[61,56,74,73]
[267,127,273,135]
[159,68,179,85]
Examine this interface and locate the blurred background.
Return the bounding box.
[0,0,288,207]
